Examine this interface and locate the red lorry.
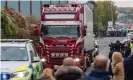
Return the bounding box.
[33,1,96,70]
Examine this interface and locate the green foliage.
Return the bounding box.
[1,8,40,39]
[26,16,40,25]
[94,1,118,33]
[1,9,18,38]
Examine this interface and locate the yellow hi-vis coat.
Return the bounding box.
[130,43,133,49]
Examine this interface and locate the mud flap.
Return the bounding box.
[83,56,87,72]
[87,55,91,67]
[86,50,94,67]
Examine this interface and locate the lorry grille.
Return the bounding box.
[50,58,64,65]
[50,47,69,52]
[53,40,67,44]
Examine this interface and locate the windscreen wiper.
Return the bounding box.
[1,60,12,61]
[1,60,28,61]
[56,35,71,38]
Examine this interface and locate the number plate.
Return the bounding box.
[51,53,68,57]
[55,45,64,47]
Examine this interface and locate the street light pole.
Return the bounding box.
[110,2,114,25]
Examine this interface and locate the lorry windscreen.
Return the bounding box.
[41,25,79,37]
[1,46,29,61]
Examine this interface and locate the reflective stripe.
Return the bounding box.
[38,63,43,79]
[13,62,42,80]
[36,63,42,79]
[29,64,34,72]
[32,63,37,74]
[15,63,29,72]
[130,43,133,49]
[32,63,40,79]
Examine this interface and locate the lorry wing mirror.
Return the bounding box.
[40,32,44,37]
[82,25,87,36]
[95,45,99,48]
[34,25,39,36]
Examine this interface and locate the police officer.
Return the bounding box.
[120,42,125,51]
[108,40,124,77]
[108,42,115,77]
[130,40,133,49]
[109,42,115,51]
[114,40,121,51]
[109,42,115,60]
[114,40,125,57]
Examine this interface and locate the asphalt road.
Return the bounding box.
[85,37,126,75]
[98,37,126,56]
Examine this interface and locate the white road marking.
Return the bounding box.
[85,37,126,75]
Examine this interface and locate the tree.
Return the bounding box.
[93,1,118,36]
[1,8,40,39]
[1,9,18,38]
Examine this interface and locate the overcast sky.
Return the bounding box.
[114,0,133,7]
[68,0,133,7]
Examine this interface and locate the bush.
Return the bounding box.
[1,8,18,38]
[1,8,40,39]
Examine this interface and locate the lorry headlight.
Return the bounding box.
[74,58,80,62]
[41,58,46,62]
[12,70,29,78]
[46,44,52,47]
[46,44,49,47]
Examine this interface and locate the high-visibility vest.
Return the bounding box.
[130,43,133,49]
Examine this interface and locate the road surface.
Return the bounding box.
[85,37,126,75]
[98,37,125,56]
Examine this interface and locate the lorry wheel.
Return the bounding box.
[83,58,87,72]
[87,56,91,67]
[94,51,99,58]
[92,51,95,62]
[96,51,99,56]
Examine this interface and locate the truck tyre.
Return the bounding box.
[83,58,87,72]
[94,51,99,58]
[87,50,93,67]
[87,55,91,67]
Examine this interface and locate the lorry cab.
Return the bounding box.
[39,4,85,69]
[1,39,42,80]
[36,1,96,70]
